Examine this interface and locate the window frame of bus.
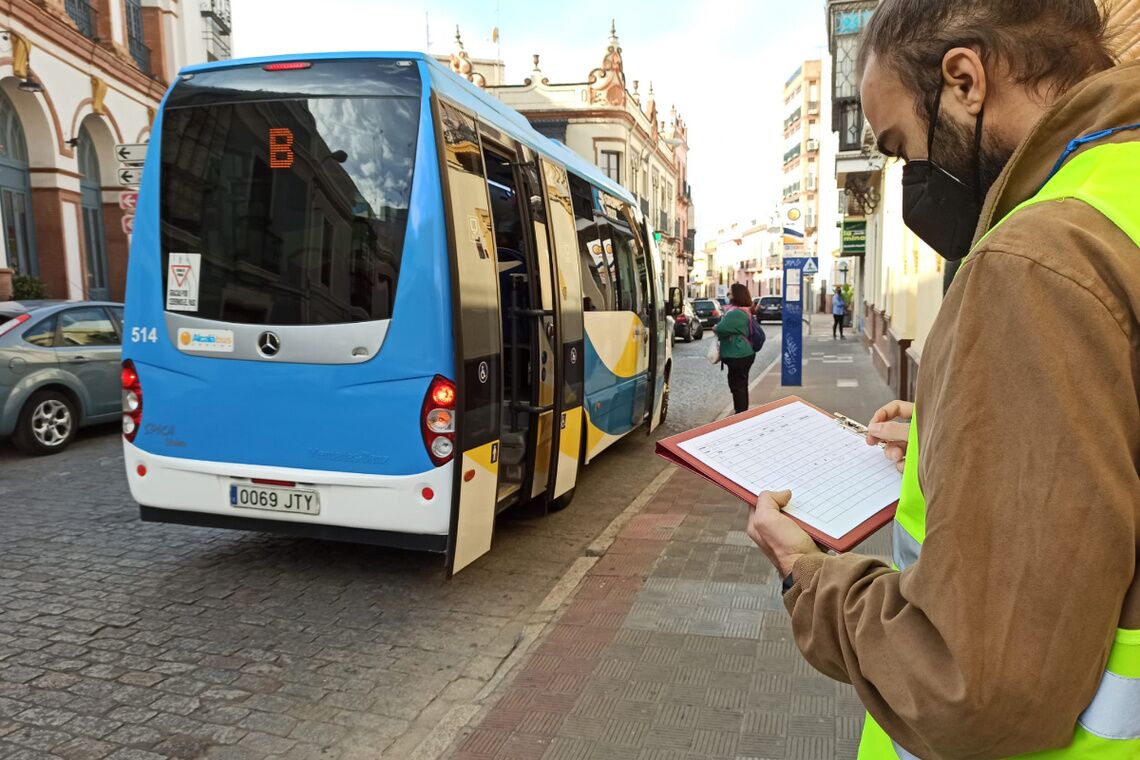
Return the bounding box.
[569,174,613,313]
[157,59,421,327]
[595,191,648,320]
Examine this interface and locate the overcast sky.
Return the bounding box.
[231,0,829,245]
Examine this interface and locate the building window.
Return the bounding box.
[78,123,110,300]
[0,91,37,278]
[125,0,151,74]
[320,218,334,287]
[600,150,621,185]
[65,0,98,38]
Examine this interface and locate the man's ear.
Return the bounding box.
[941,47,987,117]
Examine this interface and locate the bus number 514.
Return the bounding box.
[131,327,158,343]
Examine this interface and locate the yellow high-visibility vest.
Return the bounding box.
[861,139,1140,759]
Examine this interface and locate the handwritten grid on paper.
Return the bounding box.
[677,401,903,539]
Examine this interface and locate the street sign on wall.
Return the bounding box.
[842,220,867,255]
[115,144,147,164]
[122,215,135,235]
[118,191,138,211]
[117,167,142,186]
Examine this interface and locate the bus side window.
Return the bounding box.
[569,175,611,312]
[608,219,644,318]
[623,204,652,323]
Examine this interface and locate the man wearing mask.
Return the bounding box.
[743,1,1140,757]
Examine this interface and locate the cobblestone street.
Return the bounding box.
[0,332,775,760]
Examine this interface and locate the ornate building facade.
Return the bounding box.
[447,25,696,295]
[0,0,230,301]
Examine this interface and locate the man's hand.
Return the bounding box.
[866,400,913,473]
[746,489,822,577]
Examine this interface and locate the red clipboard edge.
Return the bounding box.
[655,396,898,553]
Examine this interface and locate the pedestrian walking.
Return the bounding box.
[714,283,758,414]
[743,2,1140,758]
[832,285,847,339]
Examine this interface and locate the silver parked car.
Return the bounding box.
[0,300,124,455]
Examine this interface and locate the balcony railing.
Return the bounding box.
[66,0,98,38]
[783,107,802,131]
[129,37,151,74]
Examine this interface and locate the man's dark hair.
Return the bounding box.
[858,0,1116,122]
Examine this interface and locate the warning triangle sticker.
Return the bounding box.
[171,265,191,288]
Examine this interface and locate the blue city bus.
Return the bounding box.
[122,52,674,573]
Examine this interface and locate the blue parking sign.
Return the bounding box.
[780,258,815,387]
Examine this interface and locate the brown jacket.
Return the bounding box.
[784,61,1140,758]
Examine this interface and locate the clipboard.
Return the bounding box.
[656,396,899,553]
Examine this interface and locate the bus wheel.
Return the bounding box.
[14,390,78,455]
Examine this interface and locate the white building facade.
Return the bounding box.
[0,0,229,301]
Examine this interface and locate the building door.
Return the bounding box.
[0,91,37,278]
[78,125,110,301]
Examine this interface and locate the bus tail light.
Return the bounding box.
[122,360,142,443]
[422,375,456,467]
[263,61,312,71]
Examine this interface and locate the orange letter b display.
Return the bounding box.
[269,128,294,169]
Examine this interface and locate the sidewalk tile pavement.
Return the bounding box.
[448,315,896,760]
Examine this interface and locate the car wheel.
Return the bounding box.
[683,325,693,343]
[695,325,704,340]
[13,390,78,455]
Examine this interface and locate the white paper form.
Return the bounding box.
[677,401,902,539]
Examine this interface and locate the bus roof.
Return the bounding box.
[176,52,636,208]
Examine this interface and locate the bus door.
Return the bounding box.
[434,97,501,576]
[641,215,668,432]
[539,159,585,503]
[478,129,544,508]
[508,142,560,504]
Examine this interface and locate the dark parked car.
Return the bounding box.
[673,300,704,343]
[0,300,125,454]
[754,296,783,323]
[692,299,723,328]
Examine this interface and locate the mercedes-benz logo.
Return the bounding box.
[258,331,281,357]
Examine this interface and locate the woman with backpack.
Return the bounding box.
[714,283,765,414]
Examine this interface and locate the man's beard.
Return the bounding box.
[931,114,1013,202]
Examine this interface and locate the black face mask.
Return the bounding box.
[901,91,985,261]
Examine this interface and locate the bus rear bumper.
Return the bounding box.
[124,442,453,545]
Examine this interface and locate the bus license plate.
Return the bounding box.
[230,483,320,515]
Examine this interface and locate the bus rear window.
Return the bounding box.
[159,60,421,325]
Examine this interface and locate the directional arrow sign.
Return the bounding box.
[122,215,135,235]
[115,143,147,164]
[118,191,138,211]
[117,167,141,186]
